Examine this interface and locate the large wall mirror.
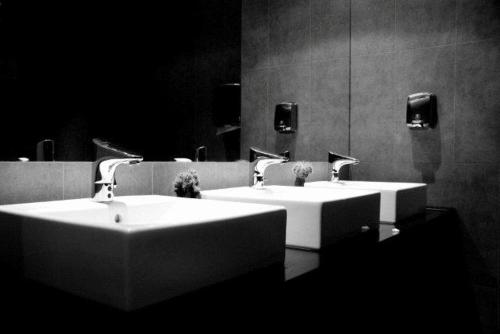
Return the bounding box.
[0,0,241,161]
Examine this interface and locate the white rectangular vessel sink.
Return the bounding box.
[305,181,426,223]
[0,195,286,311]
[202,186,380,250]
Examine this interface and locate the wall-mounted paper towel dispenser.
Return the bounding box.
[406,92,437,129]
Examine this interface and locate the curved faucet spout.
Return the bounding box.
[249,147,289,188]
[92,139,143,202]
[328,151,359,182]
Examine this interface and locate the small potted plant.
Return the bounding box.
[173,169,201,198]
[292,161,313,187]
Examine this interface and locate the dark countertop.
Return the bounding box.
[284,207,447,281]
[0,208,482,332]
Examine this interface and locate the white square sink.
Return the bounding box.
[0,195,286,311]
[201,186,380,250]
[305,181,427,223]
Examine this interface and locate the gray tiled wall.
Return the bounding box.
[0,162,255,205]
[0,162,64,205]
[0,161,327,205]
[242,0,500,331]
[153,161,251,196]
[349,7,500,332]
[241,0,350,161]
[264,162,330,186]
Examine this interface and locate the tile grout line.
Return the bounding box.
[456,36,500,46]
[244,37,492,76]
[308,0,312,154]
[348,0,352,157]
[151,163,154,195]
[265,0,270,152]
[242,54,350,74]
[62,162,65,200]
[246,33,481,72]
[453,0,458,165]
[392,0,397,148]
[394,0,397,50]
[392,0,397,164]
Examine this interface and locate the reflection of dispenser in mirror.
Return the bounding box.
[36,139,55,161]
[275,102,297,133]
[214,83,241,161]
[406,92,437,129]
[214,83,241,135]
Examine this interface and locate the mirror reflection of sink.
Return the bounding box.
[305,181,426,223]
[0,195,286,311]
[201,186,380,250]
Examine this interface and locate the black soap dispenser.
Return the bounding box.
[274,102,298,133]
[406,92,437,129]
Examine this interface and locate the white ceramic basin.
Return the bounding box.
[201,186,380,250]
[0,195,286,311]
[305,181,427,223]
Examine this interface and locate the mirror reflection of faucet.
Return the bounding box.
[328,152,359,182]
[195,146,207,162]
[249,147,289,189]
[92,139,143,202]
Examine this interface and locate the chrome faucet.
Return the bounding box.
[328,151,359,182]
[92,139,143,202]
[250,147,289,188]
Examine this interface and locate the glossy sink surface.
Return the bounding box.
[201,186,380,250]
[0,195,286,311]
[305,181,427,223]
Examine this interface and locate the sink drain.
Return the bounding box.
[114,214,122,223]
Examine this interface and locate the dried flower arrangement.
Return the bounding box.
[173,169,201,198]
[292,161,313,186]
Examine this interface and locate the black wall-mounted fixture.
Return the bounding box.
[274,102,298,133]
[406,92,437,129]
